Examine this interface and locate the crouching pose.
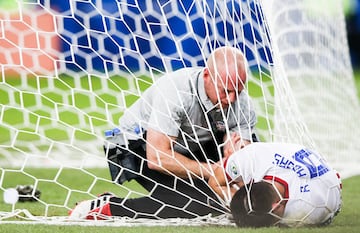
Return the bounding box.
[69,46,258,220]
[208,142,342,227]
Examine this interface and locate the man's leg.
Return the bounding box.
[128,163,225,218]
[109,195,202,219]
[105,136,226,218]
[108,174,225,218]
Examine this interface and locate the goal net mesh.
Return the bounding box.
[0,0,358,226]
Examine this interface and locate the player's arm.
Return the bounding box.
[146,128,216,179]
[208,163,242,201]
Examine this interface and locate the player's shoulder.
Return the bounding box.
[243,142,298,149]
[239,142,307,155]
[249,142,305,148]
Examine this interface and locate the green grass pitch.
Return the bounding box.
[0,72,360,232]
[0,174,359,233]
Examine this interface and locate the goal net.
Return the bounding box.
[0,0,358,226]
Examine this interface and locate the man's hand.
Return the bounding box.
[208,165,237,203]
[208,163,245,203]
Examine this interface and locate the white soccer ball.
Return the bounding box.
[3,188,19,204]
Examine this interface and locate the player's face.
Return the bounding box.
[272,199,286,218]
[267,180,287,220]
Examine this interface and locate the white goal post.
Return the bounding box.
[0,0,359,225]
[261,0,360,178]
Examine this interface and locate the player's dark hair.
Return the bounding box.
[230,181,280,227]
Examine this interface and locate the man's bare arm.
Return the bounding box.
[208,163,245,202]
[145,128,216,179]
[208,165,237,201]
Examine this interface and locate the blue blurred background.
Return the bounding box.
[43,0,272,74]
[24,0,360,73]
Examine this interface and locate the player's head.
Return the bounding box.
[203,46,247,109]
[230,181,283,228]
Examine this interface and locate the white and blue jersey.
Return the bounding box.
[224,142,342,227]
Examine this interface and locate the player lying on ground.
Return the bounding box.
[208,142,342,227]
[69,142,342,226]
[70,46,258,219]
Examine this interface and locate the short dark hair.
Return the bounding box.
[230,181,280,227]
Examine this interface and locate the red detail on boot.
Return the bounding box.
[86,202,112,220]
